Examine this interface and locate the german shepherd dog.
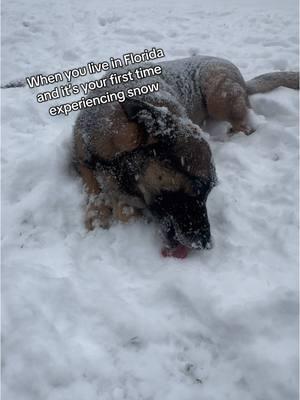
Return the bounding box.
[73,56,298,255]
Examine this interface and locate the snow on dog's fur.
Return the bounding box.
[73,55,298,250]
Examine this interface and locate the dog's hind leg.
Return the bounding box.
[228,99,254,136]
[205,78,254,135]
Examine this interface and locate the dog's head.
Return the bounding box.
[122,98,217,249]
[135,158,213,249]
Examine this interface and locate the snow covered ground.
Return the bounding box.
[2,0,299,399]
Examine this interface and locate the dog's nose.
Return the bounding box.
[189,231,211,250]
[201,235,213,250]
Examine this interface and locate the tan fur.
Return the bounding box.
[92,105,144,160]
[112,201,143,223]
[74,130,143,229]
[73,131,89,165]
[78,164,101,195]
[203,72,251,134]
[137,160,193,205]
[75,164,111,229]
[85,201,112,230]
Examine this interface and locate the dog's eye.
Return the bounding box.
[158,176,162,181]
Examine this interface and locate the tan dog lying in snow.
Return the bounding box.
[73,55,299,256]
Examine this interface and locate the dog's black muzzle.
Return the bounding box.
[149,190,212,250]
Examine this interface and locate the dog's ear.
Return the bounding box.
[122,98,177,142]
[122,98,157,121]
[172,135,217,197]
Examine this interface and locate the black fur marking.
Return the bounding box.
[149,190,211,249]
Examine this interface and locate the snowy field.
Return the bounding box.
[2,0,299,399]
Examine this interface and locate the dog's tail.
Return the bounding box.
[1,79,26,89]
[246,71,299,95]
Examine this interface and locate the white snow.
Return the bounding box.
[2,0,299,399]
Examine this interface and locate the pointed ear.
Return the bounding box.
[122,98,157,121]
[172,134,217,194]
[122,98,178,143]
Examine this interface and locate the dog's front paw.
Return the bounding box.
[229,123,255,136]
[85,201,112,230]
[113,202,143,223]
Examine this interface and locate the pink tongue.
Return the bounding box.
[161,244,189,259]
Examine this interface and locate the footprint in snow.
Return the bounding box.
[98,15,121,27]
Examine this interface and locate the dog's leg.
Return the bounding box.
[79,165,143,228]
[112,200,143,223]
[73,130,113,229]
[228,99,255,136]
[206,78,254,136]
[77,164,113,230]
